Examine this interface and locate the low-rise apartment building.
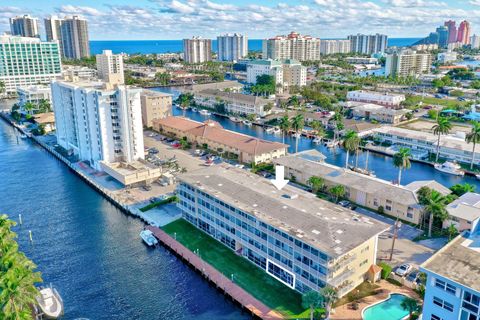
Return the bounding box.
[350,102,410,124]
[247,59,307,88]
[177,165,389,296]
[17,85,52,111]
[140,90,172,127]
[193,89,272,117]
[346,90,405,108]
[273,151,451,224]
[444,192,480,232]
[153,117,287,163]
[372,126,480,166]
[421,229,480,320]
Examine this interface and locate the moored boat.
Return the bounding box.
[476,174,480,180]
[36,286,64,319]
[434,161,465,176]
[199,110,211,116]
[140,229,158,246]
[242,120,252,126]
[312,137,322,144]
[272,127,281,135]
[229,116,240,123]
[264,127,275,133]
[192,107,198,112]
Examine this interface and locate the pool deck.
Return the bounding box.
[330,280,420,320]
[146,225,285,320]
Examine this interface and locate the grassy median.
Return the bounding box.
[162,219,316,318]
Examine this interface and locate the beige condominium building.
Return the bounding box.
[177,164,389,297]
[96,50,124,85]
[385,50,432,77]
[140,90,172,127]
[262,31,320,61]
[153,117,287,163]
[274,150,451,224]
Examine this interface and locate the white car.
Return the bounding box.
[395,264,412,277]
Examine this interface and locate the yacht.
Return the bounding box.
[199,110,211,116]
[229,116,240,123]
[36,286,64,319]
[272,127,281,135]
[434,161,465,176]
[140,229,158,246]
[312,137,322,144]
[242,120,252,126]
[325,140,338,148]
[192,107,198,112]
[264,127,275,134]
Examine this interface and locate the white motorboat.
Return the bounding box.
[272,127,281,135]
[264,127,275,133]
[36,286,64,319]
[312,137,322,144]
[192,107,198,112]
[199,110,211,116]
[242,120,252,126]
[292,132,301,138]
[434,161,465,176]
[475,174,480,180]
[325,140,338,148]
[140,229,158,246]
[229,116,240,123]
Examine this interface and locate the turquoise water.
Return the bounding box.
[362,293,409,320]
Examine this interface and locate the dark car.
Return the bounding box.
[406,269,419,283]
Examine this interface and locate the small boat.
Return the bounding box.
[312,137,322,144]
[434,161,465,176]
[140,229,158,246]
[272,127,281,135]
[325,140,338,148]
[199,110,211,116]
[192,107,198,112]
[36,285,64,319]
[476,174,480,180]
[242,120,252,126]
[292,132,301,138]
[265,127,275,133]
[229,116,240,123]
[348,165,376,177]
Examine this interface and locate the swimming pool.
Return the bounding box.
[362,293,410,320]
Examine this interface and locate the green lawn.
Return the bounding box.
[405,95,468,109]
[162,219,315,318]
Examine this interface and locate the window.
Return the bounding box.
[435,279,457,295]
[431,315,441,320]
[433,296,454,312]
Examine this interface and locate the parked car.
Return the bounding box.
[148,148,159,154]
[395,264,412,277]
[406,269,419,282]
[339,200,351,208]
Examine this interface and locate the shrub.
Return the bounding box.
[378,206,384,214]
[378,262,392,279]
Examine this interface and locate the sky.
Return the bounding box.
[1,0,480,40]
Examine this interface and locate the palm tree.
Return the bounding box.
[447,223,458,241]
[307,176,324,194]
[291,114,304,153]
[343,130,360,169]
[466,121,480,169]
[310,120,324,137]
[23,102,35,115]
[321,286,338,319]
[418,189,448,237]
[278,115,291,144]
[432,117,452,162]
[329,185,345,203]
[38,99,52,113]
[393,147,412,185]
[400,297,419,320]
[178,93,192,118]
[302,291,324,320]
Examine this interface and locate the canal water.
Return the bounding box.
[0,119,249,320]
[154,87,480,190]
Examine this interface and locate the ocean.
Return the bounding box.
[89,38,422,55]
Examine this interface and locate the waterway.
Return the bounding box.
[154,87,480,190]
[0,119,249,320]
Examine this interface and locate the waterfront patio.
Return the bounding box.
[330,280,420,320]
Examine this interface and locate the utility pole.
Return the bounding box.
[389,218,401,261]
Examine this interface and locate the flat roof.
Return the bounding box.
[422,232,480,292]
[178,164,389,258]
[141,89,172,97]
[447,192,480,222]
[274,152,449,205]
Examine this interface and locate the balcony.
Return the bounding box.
[328,267,355,287]
[329,253,357,271]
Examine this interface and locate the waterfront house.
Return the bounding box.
[372,126,480,166]
[273,151,451,224]
[443,192,480,232]
[153,116,287,164]
[193,89,272,117]
[177,164,389,297]
[420,228,480,320]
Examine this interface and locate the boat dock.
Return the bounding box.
[146,226,284,320]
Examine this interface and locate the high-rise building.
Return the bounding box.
[9,15,40,38]
[457,20,471,45]
[444,20,457,44]
[436,26,449,48]
[183,37,212,64]
[0,35,62,94]
[385,50,432,78]
[262,31,320,61]
[61,16,90,59]
[52,79,144,170]
[471,34,480,49]
[96,50,124,85]
[319,40,351,55]
[44,16,64,54]
[348,34,388,54]
[217,33,248,62]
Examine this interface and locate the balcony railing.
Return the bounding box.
[328,267,355,287]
